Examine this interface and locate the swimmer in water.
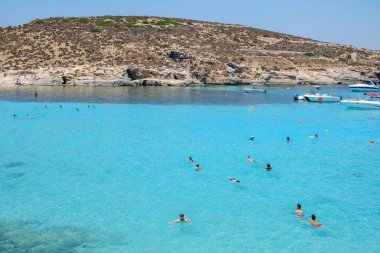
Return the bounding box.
[13,114,16,118]
[310,214,321,227]
[59,105,62,108]
[266,163,272,171]
[76,108,79,111]
[295,203,304,216]
[249,136,254,141]
[195,164,203,171]
[247,156,255,163]
[314,134,319,138]
[174,214,190,223]
[286,137,290,142]
[229,177,240,183]
[188,156,194,163]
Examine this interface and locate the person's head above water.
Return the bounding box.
[287,137,290,141]
[315,134,319,138]
[266,163,271,170]
[196,164,199,167]
[311,214,316,220]
[297,203,301,209]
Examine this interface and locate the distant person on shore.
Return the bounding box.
[195,164,203,171]
[247,156,256,163]
[249,136,254,141]
[266,163,272,171]
[229,177,240,183]
[188,156,194,163]
[286,137,290,142]
[174,214,190,223]
[310,214,322,227]
[295,203,304,216]
[34,91,38,98]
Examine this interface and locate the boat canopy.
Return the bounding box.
[360,80,377,85]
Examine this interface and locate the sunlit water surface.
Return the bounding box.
[0,86,379,252]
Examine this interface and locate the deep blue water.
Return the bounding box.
[0,86,379,252]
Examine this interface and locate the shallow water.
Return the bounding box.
[0,86,379,252]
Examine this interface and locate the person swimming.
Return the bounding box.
[247,156,255,162]
[188,156,194,163]
[13,114,16,118]
[76,108,79,111]
[310,214,322,227]
[195,164,203,171]
[295,203,304,216]
[229,177,240,183]
[286,137,290,142]
[175,214,190,223]
[266,163,272,171]
[314,134,319,138]
[59,105,62,108]
[249,136,254,141]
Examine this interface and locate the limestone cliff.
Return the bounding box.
[0,16,379,86]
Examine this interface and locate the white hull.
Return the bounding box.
[304,94,341,102]
[351,87,379,92]
[244,88,266,93]
[349,82,379,92]
[340,99,380,109]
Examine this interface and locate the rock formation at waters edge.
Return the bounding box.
[0,16,379,86]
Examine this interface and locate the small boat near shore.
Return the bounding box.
[340,92,380,109]
[244,87,266,93]
[340,99,380,109]
[349,80,379,92]
[304,93,342,102]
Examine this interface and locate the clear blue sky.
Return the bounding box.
[1,0,379,50]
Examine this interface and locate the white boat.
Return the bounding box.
[294,94,306,101]
[304,93,342,102]
[340,92,380,109]
[349,80,379,92]
[313,85,320,89]
[340,99,380,109]
[244,87,266,93]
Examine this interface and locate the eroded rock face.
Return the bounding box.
[227,62,244,73]
[168,51,191,62]
[0,16,379,86]
[142,80,162,86]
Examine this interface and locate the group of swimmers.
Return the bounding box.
[177,137,323,228]
[12,103,96,119]
[295,203,322,227]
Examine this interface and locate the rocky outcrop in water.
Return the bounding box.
[0,16,379,86]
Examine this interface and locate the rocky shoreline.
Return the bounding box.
[1,16,379,87]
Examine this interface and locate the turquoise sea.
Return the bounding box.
[0,86,379,252]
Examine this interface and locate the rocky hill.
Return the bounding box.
[0,16,379,86]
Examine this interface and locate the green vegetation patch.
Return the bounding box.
[125,23,135,28]
[90,28,101,33]
[223,71,229,77]
[79,18,90,23]
[153,19,182,26]
[99,20,113,26]
[304,52,315,57]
